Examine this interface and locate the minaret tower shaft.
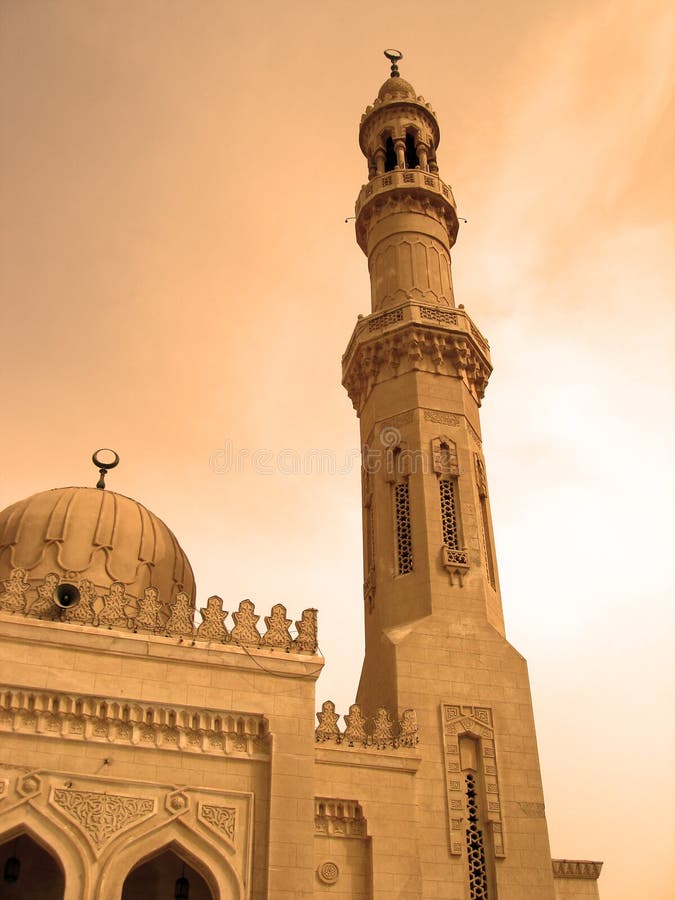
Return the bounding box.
[342,55,558,898]
[343,55,503,715]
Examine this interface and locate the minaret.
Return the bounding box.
[343,52,558,898]
[343,51,502,714]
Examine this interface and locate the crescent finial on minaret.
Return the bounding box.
[383,49,403,78]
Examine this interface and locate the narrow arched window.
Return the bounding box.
[405,131,419,169]
[392,447,413,575]
[384,136,397,172]
[432,438,462,549]
[459,735,494,899]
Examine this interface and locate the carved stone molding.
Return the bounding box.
[425,408,461,427]
[442,704,505,858]
[0,685,270,760]
[50,787,156,854]
[314,798,367,839]
[552,859,603,879]
[17,773,42,797]
[343,318,491,414]
[165,790,190,815]
[518,801,545,818]
[380,410,415,429]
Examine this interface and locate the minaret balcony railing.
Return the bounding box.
[355,169,456,218]
[343,299,491,366]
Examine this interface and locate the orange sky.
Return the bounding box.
[1,2,674,896]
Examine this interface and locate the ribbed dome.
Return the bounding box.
[0,487,195,612]
[377,76,417,102]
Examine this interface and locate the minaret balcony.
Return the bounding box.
[342,300,492,413]
[355,170,459,254]
[356,169,456,216]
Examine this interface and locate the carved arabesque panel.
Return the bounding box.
[50,787,156,854]
[197,802,237,846]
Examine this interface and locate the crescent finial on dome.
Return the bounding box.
[92,448,120,490]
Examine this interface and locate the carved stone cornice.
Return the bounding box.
[342,302,492,414]
[355,170,458,253]
[552,859,603,879]
[314,797,367,838]
[0,684,270,759]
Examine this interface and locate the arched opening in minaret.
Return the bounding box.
[122,848,214,899]
[459,734,497,900]
[384,136,397,172]
[405,130,419,169]
[0,832,65,898]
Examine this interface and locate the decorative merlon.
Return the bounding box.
[315,701,418,750]
[0,684,270,759]
[0,572,318,654]
[552,859,603,879]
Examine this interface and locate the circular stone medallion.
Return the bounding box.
[317,861,339,885]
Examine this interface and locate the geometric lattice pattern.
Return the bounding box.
[440,479,459,549]
[465,773,489,899]
[395,483,413,575]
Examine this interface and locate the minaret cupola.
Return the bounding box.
[355,51,459,311]
[359,51,441,179]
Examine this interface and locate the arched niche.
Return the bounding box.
[0,810,85,900]
[122,848,212,900]
[97,823,244,900]
[0,831,64,899]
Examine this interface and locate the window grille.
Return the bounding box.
[395,482,413,575]
[465,773,489,899]
[440,479,459,549]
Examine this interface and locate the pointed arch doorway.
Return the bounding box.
[122,848,214,900]
[0,832,65,899]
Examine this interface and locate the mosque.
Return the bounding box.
[0,54,602,899]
